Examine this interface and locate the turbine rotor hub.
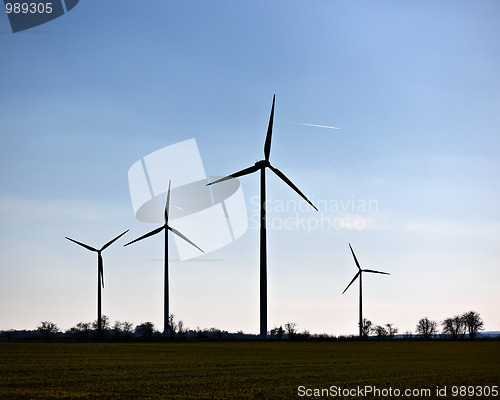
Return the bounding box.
[255,160,270,168]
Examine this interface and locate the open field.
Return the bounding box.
[0,341,499,399]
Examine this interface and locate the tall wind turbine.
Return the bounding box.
[342,243,390,337]
[207,95,317,338]
[124,181,204,335]
[66,229,129,334]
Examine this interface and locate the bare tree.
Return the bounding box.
[374,325,388,339]
[136,322,155,339]
[386,323,398,339]
[403,331,413,339]
[270,325,285,340]
[299,330,310,340]
[113,320,123,338]
[176,320,187,339]
[209,328,224,340]
[360,318,373,338]
[167,314,177,339]
[285,322,297,339]
[93,315,110,335]
[462,311,484,340]
[416,317,437,339]
[196,327,207,340]
[442,315,465,339]
[37,321,60,339]
[69,322,91,339]
[122,321,134,338]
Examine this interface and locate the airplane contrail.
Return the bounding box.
[288,122,341,130]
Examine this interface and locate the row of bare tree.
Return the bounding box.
[270,322,311,340]
[358,310,485,340]
[416,311,484,339]
[31,310,486,340]
[35,315,227,340]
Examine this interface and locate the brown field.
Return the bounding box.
[0,340,499,399]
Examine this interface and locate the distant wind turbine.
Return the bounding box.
[124,181,204,335]
[66,229,129,334]
[207,95,317,338]
[342,243,390,338]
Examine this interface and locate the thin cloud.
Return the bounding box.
[0,195,128,221]
[288,122,341,130]
[151,258,225,263]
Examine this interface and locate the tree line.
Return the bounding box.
[32,315,229,341]
[415,311,484,340]
[0,310,490,341]
[357,310,485,340]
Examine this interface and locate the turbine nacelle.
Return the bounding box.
[342,243,390,294]
[207,96,318,212]
[66,229,129,288]
[255,160,271,169]
[123,181,204,254]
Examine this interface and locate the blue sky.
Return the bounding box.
[1,0,499,335]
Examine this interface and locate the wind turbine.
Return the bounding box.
[342,243,390,337]
[207,95,317,338]
[65,229,129,334]
[124,181,204,335]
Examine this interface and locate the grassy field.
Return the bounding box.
[0,341,499,399]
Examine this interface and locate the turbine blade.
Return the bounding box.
[342,271,360,294]
[363,269,390,275]
[268,164,318,211]
[101,229,129,251]
[65,237,98,252]
[165,180,171,224]
[98,253,104,288]
[168,226,204,253]
[348,243,361,270]
[206,164,259,186]
[264,94,275,161]
[123,226,164,247]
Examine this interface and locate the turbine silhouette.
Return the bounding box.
[207,95,317,338]
[342,243,390,337]
[65,229,129,334]
[124,181,204,335]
